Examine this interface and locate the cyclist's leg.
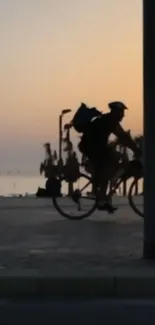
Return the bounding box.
[109,151,126,188]
[79,140,119,210]
[93,147,121,211]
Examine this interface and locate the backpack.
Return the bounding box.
[72,103,102,133]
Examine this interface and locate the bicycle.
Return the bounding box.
[52,158,144,220]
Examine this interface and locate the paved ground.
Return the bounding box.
[0,199,144,276]
[0,197,154,299]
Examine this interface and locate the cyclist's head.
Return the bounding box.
[80,102,88,109]
[108,101,128,122]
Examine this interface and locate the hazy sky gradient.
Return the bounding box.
[0,0,142,173]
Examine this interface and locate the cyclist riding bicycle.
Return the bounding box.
[67,101,141,213]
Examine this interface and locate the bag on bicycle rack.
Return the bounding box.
[72,103,102,133]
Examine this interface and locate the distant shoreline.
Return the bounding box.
[0,175,143,197]
[0,173,41,177]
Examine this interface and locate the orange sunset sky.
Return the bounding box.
[0,0,142,173]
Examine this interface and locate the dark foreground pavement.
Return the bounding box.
[1,298,155,325]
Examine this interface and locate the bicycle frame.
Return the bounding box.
[78,172,124,199]
[78,159,143,199]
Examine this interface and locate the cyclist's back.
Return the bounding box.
[83,112,118,147]
[79,103,126,167]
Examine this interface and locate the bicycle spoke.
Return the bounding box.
[52,174,96,220]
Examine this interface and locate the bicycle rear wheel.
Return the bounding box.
[128,178,144,218]
[52,173,97,220]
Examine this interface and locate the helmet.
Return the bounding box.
[108,101,128,110]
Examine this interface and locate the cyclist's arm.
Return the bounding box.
[64,122,73,130]
[113,124,140,154]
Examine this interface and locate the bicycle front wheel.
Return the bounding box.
[128,178,144,218]
[52,173,97,220]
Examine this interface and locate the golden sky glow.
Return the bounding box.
[0,0,142,172]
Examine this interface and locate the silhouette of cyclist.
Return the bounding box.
[77,101,141,212]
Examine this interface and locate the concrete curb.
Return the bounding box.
[0,276,114,298]
[0,275,155,298]
[116,275,155,298]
